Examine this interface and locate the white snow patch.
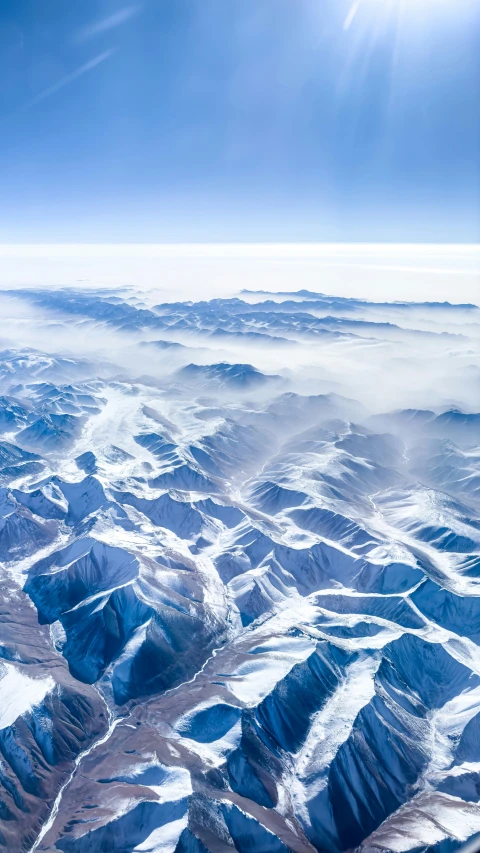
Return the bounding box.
[0,662,54,729]
[225,635,316,705]
[133,816,188,852]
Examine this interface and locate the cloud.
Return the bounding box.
[24,50,114,108]
[75,5,141,42]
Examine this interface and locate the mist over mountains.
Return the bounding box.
[0,284,480,852]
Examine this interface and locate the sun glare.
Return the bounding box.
[344,0,469,30]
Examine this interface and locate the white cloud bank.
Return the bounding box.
[0,243,478,304]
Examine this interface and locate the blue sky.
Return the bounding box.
[0,0,479,243]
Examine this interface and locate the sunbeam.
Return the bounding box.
[344,0,476,29]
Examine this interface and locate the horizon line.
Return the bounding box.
[0,242,478,252]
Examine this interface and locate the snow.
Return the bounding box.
[3,285,480,853]
[133,816,188,853]
[0,662,54,729]
[292,652,380,809]
[224,634,316,705]
[361,792,480,850]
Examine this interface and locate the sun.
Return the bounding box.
[344,0,468,29]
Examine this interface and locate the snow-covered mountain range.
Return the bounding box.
[0,286,480,852]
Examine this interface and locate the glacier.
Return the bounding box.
[0,286,479,851]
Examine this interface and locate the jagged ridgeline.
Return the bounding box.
[0,288,480,851]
